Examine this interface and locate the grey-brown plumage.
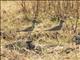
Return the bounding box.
[45,20,64,31]
[21,26,33,32]
[18,20,39,32]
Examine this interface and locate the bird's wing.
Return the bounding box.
[45,26,59,31]
[21,26,33,31]
[16,26,33,32]
[44,24,60,31]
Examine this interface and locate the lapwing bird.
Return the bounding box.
[17,20,40,50]
[44,20,64,31]
[44,20,64,44]
[17,20,40,39]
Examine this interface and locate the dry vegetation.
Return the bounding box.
[1,1,80,60]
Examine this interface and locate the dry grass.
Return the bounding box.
[1,1,80,60]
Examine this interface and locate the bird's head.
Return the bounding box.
[32,20,41,26]
[32,20,41,23]
[60,20,64,23]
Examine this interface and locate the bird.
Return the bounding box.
[17,20,40,39]
[17,20,40,50]
[44,20,64,44]
[44,20,64,31]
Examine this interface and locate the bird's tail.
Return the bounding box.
[16,30,24,32]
